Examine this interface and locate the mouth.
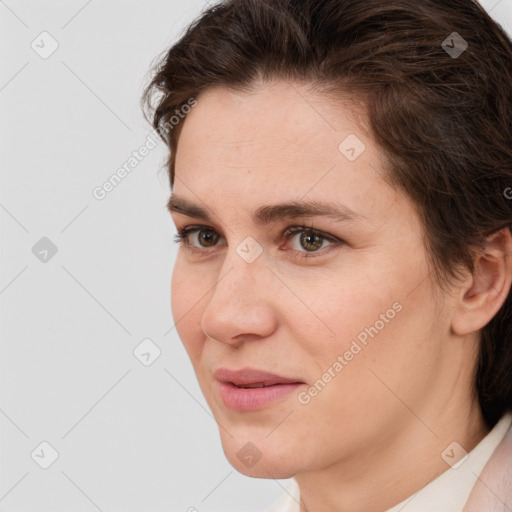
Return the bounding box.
[214,367,305,412]
[232,382,273,389]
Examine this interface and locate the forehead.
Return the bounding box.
[177,81,364,163]
[173,81,390,217]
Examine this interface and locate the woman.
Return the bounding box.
[143,0,512,510]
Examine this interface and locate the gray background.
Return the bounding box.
[0,1,511,511]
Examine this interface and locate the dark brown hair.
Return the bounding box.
[142,0,512,428]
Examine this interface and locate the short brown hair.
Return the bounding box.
[142,0,512,428]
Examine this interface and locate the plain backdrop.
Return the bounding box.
[0,1,511,511]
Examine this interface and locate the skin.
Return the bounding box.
[169,79,512,512]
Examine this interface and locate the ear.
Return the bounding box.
[451,228,512,336]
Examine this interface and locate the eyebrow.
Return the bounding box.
[167,194,366,225]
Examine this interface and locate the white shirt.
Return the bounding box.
[265,412,512,512]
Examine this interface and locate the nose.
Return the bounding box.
[200,253,278,347]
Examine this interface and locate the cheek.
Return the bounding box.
[170,256,208,362]
[288,252,439,396]
[278,265,397,359]
[302,274,440,419]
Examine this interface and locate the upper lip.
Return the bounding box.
[214,367,303,386]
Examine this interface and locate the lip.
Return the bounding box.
[214,367,304,412]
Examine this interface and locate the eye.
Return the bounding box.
[173,226,225,249]
[283,226,340,256]
[173,224,343,259]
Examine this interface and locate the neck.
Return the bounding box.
[296,387,489,512]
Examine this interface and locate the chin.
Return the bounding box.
[218,428,302,479]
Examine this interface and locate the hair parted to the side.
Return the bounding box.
[142,0,512,428]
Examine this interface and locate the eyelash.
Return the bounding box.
[172,224,344,261]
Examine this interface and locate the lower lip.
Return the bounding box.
[218,381,303,412]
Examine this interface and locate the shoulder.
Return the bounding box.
[463,412,512,512]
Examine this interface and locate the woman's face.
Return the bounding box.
[169,80,456,478]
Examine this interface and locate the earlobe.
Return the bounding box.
[451,228,512,336]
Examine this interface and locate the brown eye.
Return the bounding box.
[174,225,226,250]
[300,231,324,251]
[196,229,220,247]
[284,226,341,259]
